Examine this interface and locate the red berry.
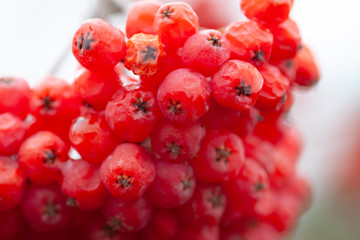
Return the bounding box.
[154,2,199,49]
[125,33,165,77]
[61,159,108,210]
[177,184,227,226]
[72,18,126,71]
[18,131,68,185]
[157,68,211,125]
[102,196,153,233]
[105,88,159,143]
[73,67,120,110]
[0,76,30,119]
[151,119,206,162]
[69,112,118,165]
[211,60,264,111]
[126,0,161,38]
[146,160,195,208]
[181,29,231,76]
[0,113,26,156]
[21,184,70,233]
[100,143,155,201]
[0,157,26,212]
[241,0,293,26]
[224,20,273,66]
[293,45,320,87]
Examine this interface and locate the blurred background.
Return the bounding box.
[0,0,360,239]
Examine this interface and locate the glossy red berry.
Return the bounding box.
[0,156,26,212]
[154,2,199,49]
[190,130,245,183]
[125,33,165,77]
[157,68,211,125]
[0,113,26,156]
[293,45,320,87]
[211,60,264,111]
[61,159,108,210]
[69,112,118,165]
[181,29,231,76]
[18,131,68,185]
[0,76,30,119]
[147,160,195,208]
[105,88,159,143]
[21,184,70,233]
[102,196,153,233]
[100,143,155,201]
[151,119,206,162]
[241,0,293,26]
[126,0,161,38]
[72,18,126,71]
[224,20,273,66]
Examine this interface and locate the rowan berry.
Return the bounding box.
[100,143,155,201]
[146,160,196,208]
[181,29,231,76]
[125,33,165,77]
[72,18,126,71]
[211,60,264,111]
[157,68,211,125]
[126,0,161,38]
[293,45,320,87]
[154,2,199,49]
[224,20,273,66]
[0,76,30,119]
[0,113,26,156]
[189,129,245,183]
[0,157,26,212]
[105,88,159,143]
[18,131,68,185]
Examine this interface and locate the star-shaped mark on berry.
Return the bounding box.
[133,97,151,113]
[168,99,183,115]
[180,177,191,190]
[41,96,56,111]
[42,200,60,220]
[116,174,132,189]
[235,81,252,97]
[207,35,222,47]
[166,142,183,158]
[252,48,265,63]
[141,46,157,62]
[162,7,174,19]
[43,149,57,165]
[207,191,222,208]
[215,145,232,164]
[254,181,265,192]
[77,32,95,52]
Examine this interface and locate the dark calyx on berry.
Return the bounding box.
[162,7,174,19]
[180,177,191,190]
[166,142,183,158]
[141,46,157,62]
[215,145,232,164]
[103,218,123,236]
[41,96,55,110]
[43,149,57,164]
[207,35,222,47]
[42,200,60,220]
[207,191,222,208]
[77,32,95,51]
[252,48,265,62]
[254,181,264,192]
[235,81,252,97]
[133,97,151,113]
[168,99,183,115]
[116,174,132,189]
[66,197,78,207]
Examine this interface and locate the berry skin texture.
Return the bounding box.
[294,45,320,87]
[269,18,302,62]
[255,64,290,112]
[61,159,108,210]
[157,68,211,125]
[0,113,26,156]
[125,33,165,77]
[105,88,159,143]
[0,156,26,212]
[0,76,30,119]
[102,196,153,233]
[241,0,293,26]
[146,160,196,208]
[126,0,161,38]
[72,18,126,71]
[181,29,231,76]
[18,131,68,185]
[177,184,227,226]
[69,112,118,165]
[151,119,206,162]
[21,184,70,233]
[189,130,245,183]
[211,60,264,111]
[154,2,199,49]
[224,20,273,66]
[100,143,156,201]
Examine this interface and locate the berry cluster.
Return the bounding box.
[0,1,319,239]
